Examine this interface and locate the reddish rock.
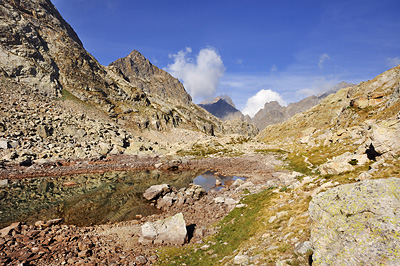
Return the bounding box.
[63,182,78,187]
[0,222,20,237]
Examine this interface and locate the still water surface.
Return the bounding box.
[0,170,244,228]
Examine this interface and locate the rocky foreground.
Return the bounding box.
[0,152,293,265]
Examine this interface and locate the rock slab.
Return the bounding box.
[309,177,400,266]
[143,184,171,201]
[139,213,188,245]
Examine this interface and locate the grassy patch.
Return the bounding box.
[286,152,312,175]
[226,136,251,145]
[56,89,95,110]
[176,142,244,158]
[158,186,315,265]
[255,148,288,155]
[157,189,275,265]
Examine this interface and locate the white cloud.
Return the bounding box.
[166,47,225,102]
[242,89,286,118]
[387,57,400,68]
[318,53,330,69]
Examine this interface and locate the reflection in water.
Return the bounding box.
[193,171,245,191]
[0,169,244,228]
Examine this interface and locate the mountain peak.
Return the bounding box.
[110,50,192,104]
[200,95,236,108]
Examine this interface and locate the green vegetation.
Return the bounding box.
[158,189,275,265]
[255,148,287,155]
[176,142,244,158]
[158,184,315,265]
[226,136,251,145]
[348,159,358,165]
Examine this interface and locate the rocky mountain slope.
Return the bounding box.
[0,0,258,164]
[252,82,355,130]
[257,66,400,157]
[109,50,191,106]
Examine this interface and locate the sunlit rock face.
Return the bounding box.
[309,178,400,266]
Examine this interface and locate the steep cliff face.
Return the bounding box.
[0,0,140,107]
[0,0,258,137]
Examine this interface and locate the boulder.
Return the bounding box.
[156,195,174,209]
[230,178,245,189]
[234,255,249,264]
[0,140,9,149]
[143,184,171,201]
[294,241,312,255]
[139,213,188,245]
[309,177,400,265]
[319,161,354,175]
[370,120,400,156]
[140,222,158,242]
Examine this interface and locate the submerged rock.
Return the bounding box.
[309,177,400,265]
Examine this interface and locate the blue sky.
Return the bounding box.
[53,0,400,116]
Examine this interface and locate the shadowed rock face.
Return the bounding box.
[199,99,243,121]
[309,178,400,265]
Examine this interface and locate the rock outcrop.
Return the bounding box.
[309,178,400,265]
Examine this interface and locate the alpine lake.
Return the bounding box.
[0,170,244,228]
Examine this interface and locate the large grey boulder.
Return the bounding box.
[369,120,400,156]
[309,178,400,265]
[143,184,171,201]
[139,213,188,245]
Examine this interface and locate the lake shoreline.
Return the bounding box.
[0,153,280,182]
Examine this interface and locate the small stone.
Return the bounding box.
[268,216,277,223]
[231,179,245,189]
[0,179,8,187]
[200,244,210,250]
[63,182,78,187]
[234,255,249,264]
[214,197,225,203]
[294,241,312,255]
[0,140,9,149]
[135,256,147,265]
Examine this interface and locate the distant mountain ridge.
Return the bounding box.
[252,81,356,130]
[199,96,244,121]
[198,82,355,128]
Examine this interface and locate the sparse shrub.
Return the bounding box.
[348,159,358,165]
[279,185,289,192]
